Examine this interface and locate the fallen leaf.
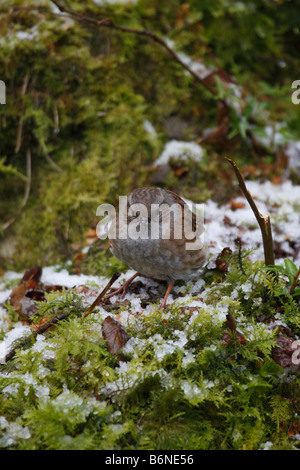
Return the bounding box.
[272,335,297,368]
[223,215,235,227]
[25,289,47,303]
[102,316,130,354]
[288,421,300,438]
[230,200,246,211]
[31,314,55,333]
[21,266,42,283]
[18,296,38,318]
[270,175,282,185]
[198,101,230,145]
[84,228,98,239]
[173,167,188,177]
[9,266,65,321]
[215,247,232,272]
[9,279,40,320]
[224,311,247,345]
[75,285,99,297]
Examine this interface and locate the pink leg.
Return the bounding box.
[104,272,140,300]
[160,281,174,310]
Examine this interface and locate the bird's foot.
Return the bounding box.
[159,281,174,310]
[104,272,139,300]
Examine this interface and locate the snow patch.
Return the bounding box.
[155,140,204,165]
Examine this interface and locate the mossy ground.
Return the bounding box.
[0,0,300,450]
[0,251,299,450]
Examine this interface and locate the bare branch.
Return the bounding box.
[44,151,63,173]
[226,157,275,266]
[2,148,32,232]
[83,272,121,318]
[8,2,216,96]
[21,149,32,208]
[289,267,300,296]
[2,310,72,363]
[15,73,30,154]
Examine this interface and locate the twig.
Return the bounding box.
[31,311,71,335]
[44,151,63,173]
[225,311,247,345]
[21,149,32,208]
[2,148,32,231]
[289,267,300,296]
[55,2,216,94]
[83,272,121,318]
[15,73,30,153]
[8,2,216,96]
[2,273,120,363]
[234,237,246,275]
[186,20,237,85]
[2,73,31,231]
[1,217,17,232]
[2,311,73,363]
[136,410,146,427]
[2,336,33,363]
[226,157,275,266]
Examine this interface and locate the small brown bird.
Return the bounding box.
[106,186,207,309]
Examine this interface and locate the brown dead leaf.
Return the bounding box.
[275,147,289,171]
[180,306,200,316]
[84,228,98,245]
[75,285,99,297]
[215,247,232,272]
[270,175,282,185]
[288,421,300,438]
[9,278,41,320]
[173,167,188,177]
[102,316,130,354]
[31,314,55,334]
[230,200,246,211]
[223,215,235,227]
[9,266,65,322]
[224,311,247,345]
[21,266,42,283]
[84,228,98,239]
[272,335,297,368]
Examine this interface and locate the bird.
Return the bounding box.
[106,186,207,309]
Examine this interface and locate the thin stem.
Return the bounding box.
[9,1,216,96]
[2,148,32,231]
[290,268,300,296]
[21,149,32,208]
[226,157,275,266]
[83,272,120,317]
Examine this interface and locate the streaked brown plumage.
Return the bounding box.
[107,186,207,308]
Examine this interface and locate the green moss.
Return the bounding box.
[1,0,300,451]
[1,0,300,269]
[0,254,300,450]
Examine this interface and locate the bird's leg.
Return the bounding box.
[160,281,174,310]
[104,272,140,300]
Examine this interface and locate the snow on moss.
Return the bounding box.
[154,140,204,165]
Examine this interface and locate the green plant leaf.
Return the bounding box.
[284,259,298,277]
[292,287,300,298]
[262,265,285,274]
